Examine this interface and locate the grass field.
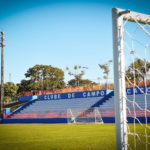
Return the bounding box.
[0,124,149,150]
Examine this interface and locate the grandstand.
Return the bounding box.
[99,94,150,118]
[2,86,150,124]
[10,97,102,118]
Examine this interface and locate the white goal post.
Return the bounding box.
[67,107,103,124]
[112,8,150,150]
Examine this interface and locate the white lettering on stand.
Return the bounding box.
[126,89,131,95]
[83,92,86,97]
[68,93,75,99]
[42,90,106,100]
[96,91,100,96]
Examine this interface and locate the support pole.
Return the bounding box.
[0,31,4,114]
[112,8,128,150]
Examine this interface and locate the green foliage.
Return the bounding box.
[67,65,87,81]
[66,65,95,87]
[126,58,150,82]
[98,64,109,76]
[4,82,18,97]
[18,65,66,92]
[98,60,112,89]
[4,96,11,104]
[68,79,97,87]
[2,82,18,103]
[17,80,33,93]
[98,60,112,80]
[4,101,26,112]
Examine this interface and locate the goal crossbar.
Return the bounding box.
[113,8,150,25]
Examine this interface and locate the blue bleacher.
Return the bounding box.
[10,92,150,117]
[15,97,104,114]
[99,94,150,111]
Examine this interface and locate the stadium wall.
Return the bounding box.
[2,117,150,124]
[18,95,38,102]
[18,85,150,102]
[19,90,107,102]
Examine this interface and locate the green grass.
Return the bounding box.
[0,124,149,150]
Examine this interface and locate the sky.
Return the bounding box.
[0,0,150,84]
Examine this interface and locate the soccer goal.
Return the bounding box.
[67,107,103,124]
[112,8,150,150]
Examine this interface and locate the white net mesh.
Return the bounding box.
[67,107,103,124]
[123,12,150,150]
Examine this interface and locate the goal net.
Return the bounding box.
[112,8,150,150]
[67,107,103,124]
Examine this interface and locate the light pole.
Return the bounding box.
[0,31,4,114]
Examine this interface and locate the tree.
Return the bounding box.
[17,80,33,93]
[18,65,66,92]
[98,60,112,89]
[66,65,96,87]
[126,58,150,82]
[2,82,18,103]
[68,79,97,87]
